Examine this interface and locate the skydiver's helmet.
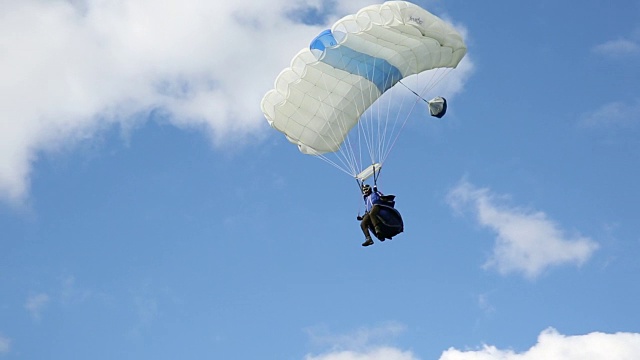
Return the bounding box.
[362,184,372,195]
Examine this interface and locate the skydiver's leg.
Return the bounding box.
[360,214,372,237]
[360,214,374,246]
[369,205,381,227]
[369,205,384,240]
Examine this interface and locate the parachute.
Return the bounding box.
[261,1,467,182]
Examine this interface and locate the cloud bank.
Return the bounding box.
[446,180,599,279]
[0,0,472,204]
[304,327,640,360]
[440,328,640,360]
[1,0,392,203]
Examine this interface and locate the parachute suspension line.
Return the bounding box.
[418,68,454,99]
[308,93,358,177]
[325,116,360,177]
[320,62,384,179]
[380,84,422,166]
[331,104,360,176]
[380,102,415,166]
[397,67,453,103]
[379,67,456,165]
[306,100,352,175]
[292,63,456,182]
[351,66,378,172]
[314,151,359,178]
[378,76,411,168]
[361,101,377,166]
[342,77,376,174]
[362,71,379,168]
[311,73,364,177]
[376,66,392,169]
[312,98,354,174]
[355,54,396,176]
[377,57,403,170]
[350,77,373,176]
[313,89,358,177]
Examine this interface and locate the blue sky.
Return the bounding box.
[2,0,640,359]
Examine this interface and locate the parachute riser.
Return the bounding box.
[373,165,380,187]
[355,164,381,193]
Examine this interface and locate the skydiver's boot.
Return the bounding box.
[362,237,374,247]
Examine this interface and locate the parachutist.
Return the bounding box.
[358,183,404,247]
[260,2,458,246]
[359,184,386,246]
[360,184,382,240]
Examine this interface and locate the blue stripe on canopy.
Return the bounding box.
[310,30,402,93]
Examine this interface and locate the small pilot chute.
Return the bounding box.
[428,96,448,118]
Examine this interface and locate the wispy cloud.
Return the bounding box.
[592,38,640,56]
[127,280,166,338]
[304,322,415,360]
[24,293,50,320]
[306,347,418,360]
[446,180,599,279]
[59,275,92,305]
[580,99,640,129]
[0,335,10,355]
[440,328,640,360]
[305,322,407,353]
[477,293,495,314]
[0,0,471,204]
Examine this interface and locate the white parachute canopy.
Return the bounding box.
[261,1,466,179]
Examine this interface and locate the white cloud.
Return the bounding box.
[580,99,640,129]
[0,0,471,204]
[0,335,10,354]
[592,38,640,56]
[447,180,599,279]
[0,0,325,204]
[304,328,640,360]
[439,328,640,360]
[24,293,50,320]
